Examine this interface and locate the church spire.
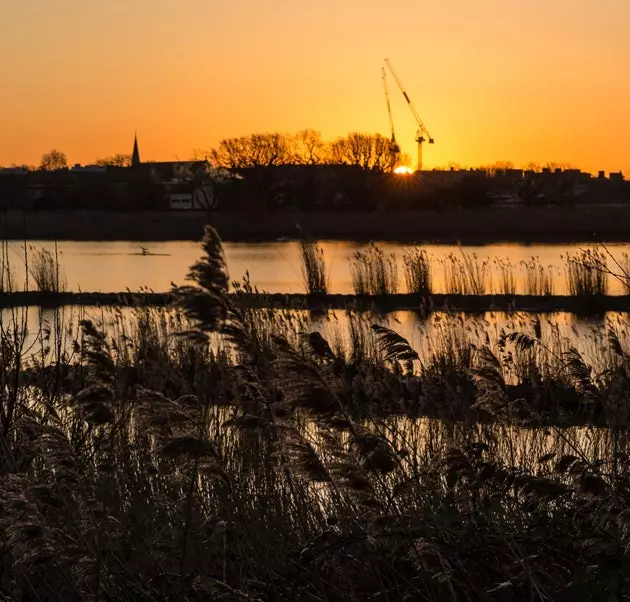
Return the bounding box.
[132,133,141,168]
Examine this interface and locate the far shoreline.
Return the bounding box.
[0,206,629,244]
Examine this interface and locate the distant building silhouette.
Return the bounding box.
[132,134,141,168]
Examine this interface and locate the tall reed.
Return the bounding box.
[299,239,328,295]
[565,248,608,296]
[351,244,398,295]
[521,257,554,296]
[402,248,432,296]
[494,257,516,295]
[443,250,489,295]
[616,252,630,294]
[27,243,66,293]
[0,240,14,293]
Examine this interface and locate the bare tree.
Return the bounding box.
[190,148,211,161]
[211,133,294,170]
[211,137,249,169]
[291,129,330,165]
[524,162,574,173]
[95,154,132,167]
[397,152,413,170]
[482,161,515,176]
[331,133,397,173]
[39,149,68,171]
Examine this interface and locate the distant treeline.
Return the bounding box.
[1,131,628,213]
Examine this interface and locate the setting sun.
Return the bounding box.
[394,166,414,175]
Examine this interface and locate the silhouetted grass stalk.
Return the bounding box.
[443,250,489,295]
[521,257,554,296]
[494,257,516,295]
[566,248,607,296]
[299,239,328,295]
[402,248,432,296]
[351,244,398,295]
[27,243,66,293]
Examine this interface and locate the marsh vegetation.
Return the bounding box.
[0,228,630,599]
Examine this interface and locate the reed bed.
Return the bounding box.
[299,238,328,295]
[493,257,516,295]
[1,229,630,600]
[27,243,66,293]
[402,247,432,296]
[443,250,490,295]
[616,252,630,294]
[351,243,398,295]
[566,248,608,296]
[521,256,555,295]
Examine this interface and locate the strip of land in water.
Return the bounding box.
[3,291,630,313]
[2,206,630,243]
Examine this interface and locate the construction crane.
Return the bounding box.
[381,67,400,157]
[384,58,434,171]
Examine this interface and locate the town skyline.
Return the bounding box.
[2,0,629,172]
[0,131,623,178]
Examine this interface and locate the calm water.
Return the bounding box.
[8,304,629,374]
[4,240,630,295]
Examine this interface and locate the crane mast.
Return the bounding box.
[384,58,434,171]
[381,67,400,156]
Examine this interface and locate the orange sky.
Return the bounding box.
[1,0,629,172]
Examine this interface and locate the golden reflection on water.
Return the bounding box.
[3,240,630,295]
[5,305,626,473]
[8,305,630,374]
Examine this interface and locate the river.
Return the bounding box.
[2,239,629,365]
[3,239,630,295]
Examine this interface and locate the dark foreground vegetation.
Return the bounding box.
[2,228,630,599]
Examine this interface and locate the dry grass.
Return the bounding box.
[27,243,66,293]
[351,244,398,295]
[493,257,516,295]
[521,256,554,296]
[566,248,608,296]
[443,250,490,295]
[299,238,328,295]
[612,251,630,295]
[402,247,432,296]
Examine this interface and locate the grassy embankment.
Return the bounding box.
[4,205,630,242]
[1,227,630,599]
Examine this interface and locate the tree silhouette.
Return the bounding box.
[331,133,397,173]
[40,149,68,171]
[291,129,330,165]
[211,133,294,169]
[95,154,132,167]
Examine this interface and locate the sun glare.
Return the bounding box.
[394,166,413,175]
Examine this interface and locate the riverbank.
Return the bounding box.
[2,205,630,243]
[3,290,630,313]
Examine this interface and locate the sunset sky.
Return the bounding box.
[1,0,629,172]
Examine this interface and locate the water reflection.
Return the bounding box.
[3,240,630,294]
[9,305,630,375]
